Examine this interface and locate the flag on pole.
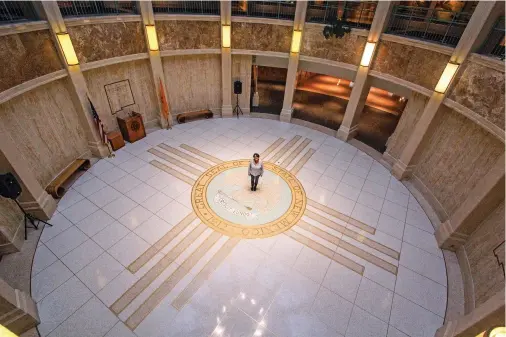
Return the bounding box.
[159,78,170,128]
[89,97,108,145]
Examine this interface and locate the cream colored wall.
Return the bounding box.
[162,54,221,115]
[0,78,88,188]
[83,59,159,131]
[231,55,252,112]
[0,198,23,254]
[413,106,504,219]
[464,201,505,308]
[385,92,428,162]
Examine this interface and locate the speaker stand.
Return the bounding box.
[233,94,243,119]
[14,199,52,240]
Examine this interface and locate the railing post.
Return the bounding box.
[40,0,111,158]
[392,1,498,180]
[279,1,308,123]
[138,1,171,128]
[221,0,233,117]
[336,1,393,141]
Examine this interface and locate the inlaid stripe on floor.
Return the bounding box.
[148,148,202,176]
[304,209,399,260]
[128,212,198,273]
[307,199,375,234]
[126,231,223,330]
[280,138,312,168]
[180,144,223,164]
[340,240,398,275]
[150,160,195,185]
[285,230,364,275]
[269,135,302,163]
[261,137,285,159]
[290,148,315,175]
[171,237,241,310]
[111,223,207,315]
[158,144,212,169]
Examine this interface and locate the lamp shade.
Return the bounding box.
[145,25,159,51]
[0,325,18,337]
[56,33,79,66]
[360,42,376,67]
[291,30,302,53]
[434,62,459,93]
[222,25,231,48]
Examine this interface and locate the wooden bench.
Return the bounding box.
[46,159,91,198]
[176,109,213,124]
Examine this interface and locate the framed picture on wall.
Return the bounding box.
[104,79,135,114]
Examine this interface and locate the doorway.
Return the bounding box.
[250,65,287,115]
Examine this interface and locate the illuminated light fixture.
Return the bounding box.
[488,327,506,337]
[222,25,231,48]
[434,62,459,94]
[290,30,302,53]
[56,33,79,66]
[0,325,18,337]
[360,42,376,67]
[145,25,159,51]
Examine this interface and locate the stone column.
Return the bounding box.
[336,1,393,141]
[280,1,308,123]
[0,277,39,335]
[435,288,505,337]
[138,1,171,128]
[435,153,505,251]
[392,1,498,180]
[0,134,56,223]
[40,1,110,158]
[221,1,233,117]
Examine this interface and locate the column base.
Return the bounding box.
[435,220,469,251]
[221,105,233,118]
[336,125,358,141]
[280,108,293,123]
[19,191,56,221]
[392,161,414,180]
[88,141,111,158]
[0,278,39,335]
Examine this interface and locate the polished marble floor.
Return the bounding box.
[32,117,447,337]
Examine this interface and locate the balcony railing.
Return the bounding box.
[385,5,474,47]
[306,1,377,30]
[232,1,296,21]
[57,1,138,17]
[152,1,220,15]
[0,1,42,24]
[479,16,505,60]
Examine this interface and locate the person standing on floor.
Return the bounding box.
[248,153,263,191]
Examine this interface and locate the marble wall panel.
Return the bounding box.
[232,55,252,111]
[372,41,450,90]
[157,20,220,50]
[0,79,88,187]
[0,30,62,92]
[464,201,505,308]
[301,25,367,65]
[414,106,504,217]
[162,54,221,115]
[83,59,159,131]
[232,22,292,53]
[68,22,146,63]
[386,92,428,160]
[449,60,505,130]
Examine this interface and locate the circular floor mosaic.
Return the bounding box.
[191,160,306,238]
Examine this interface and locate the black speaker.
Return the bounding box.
[234,80,242,95]
[0,173,22,200]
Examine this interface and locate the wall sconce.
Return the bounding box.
[145,25,159,51]
[360,42,376,67]
[222,25,231,48]
[290,30,302,53]
[487,327,506,337]
[434,62,459,94]
[56,33,79,66]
